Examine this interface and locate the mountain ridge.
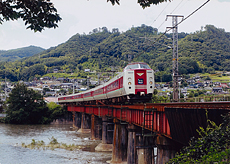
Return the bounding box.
[0,45,45,62]
[0,24,229,82]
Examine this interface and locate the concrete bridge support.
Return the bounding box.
[77,113,91,133]
[72,112,81,129]
[127,124,136,164]
[91,115,102,140]
[136,135,155,164]
[95,116,114,151]
[111,119,128,163]
[156,136,177,164]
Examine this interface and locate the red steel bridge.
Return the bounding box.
[65,102,230,164]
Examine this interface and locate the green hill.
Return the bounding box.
[0,46,45,62]
[0,24,229,82]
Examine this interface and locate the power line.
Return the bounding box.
[170,0,184,14]
[152,3,170,25]
[157,19,167,31]
[173,0,189,14]
[132,0,210,61]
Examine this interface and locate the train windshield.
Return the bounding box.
[125,63,151,70]
[140,63,151,69]
[125,64,139,70]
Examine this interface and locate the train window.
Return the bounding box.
[140,64,151,69]
[125,63,151,70]
[125,64,139,70]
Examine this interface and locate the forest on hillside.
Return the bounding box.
[0,46,45,62]
[0,24,229,82]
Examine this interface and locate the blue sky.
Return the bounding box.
[0,0,229,50]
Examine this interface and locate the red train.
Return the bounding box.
[58,62,154,104]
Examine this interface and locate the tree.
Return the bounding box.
[47,102,66,120]
[5,83,52,124]
[108,0,168,8]
[0,0,61,32]
[0,98,3,112]
[168,114,230,163]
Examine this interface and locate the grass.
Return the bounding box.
[21,136,85,151]
[198,73,230,83]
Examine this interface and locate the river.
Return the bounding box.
[0,123,112,164]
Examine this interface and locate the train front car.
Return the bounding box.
[123,62,154,102]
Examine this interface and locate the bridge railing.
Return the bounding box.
[152,94,230,103]
[68,105,171,138]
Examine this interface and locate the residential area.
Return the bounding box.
[1,70,230,103]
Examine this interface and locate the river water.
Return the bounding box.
[0,124,112,164]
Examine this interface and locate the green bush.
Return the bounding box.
[167,114,230,163]
[5,83,67,124]
[5,83,52,124]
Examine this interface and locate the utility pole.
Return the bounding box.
[4,76,6,101]
[166,15,183,102]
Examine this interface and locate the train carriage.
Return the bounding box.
[58,62,154,104]
[123,62,154,102]
[104,73,124,99]
[73,93,83,102]
[83,90,93,102]
[92,85,106,100]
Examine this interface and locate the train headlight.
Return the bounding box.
[149,81,153,85]
[128,77,132,81]
[128,82,132,85]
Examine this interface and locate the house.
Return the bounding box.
[220,83,229,88]
[187,79,196,84]
[212,87,223,93]
[196,82,204,88]
[155,84,160,89]
[213,82,221,86]
[50,84,61,89]
[84,69,90,72]
[57,78,65,82]
[61,83,73,89]
[44,97,58,103]
[204,80,212,87]
[78,88,87,91]
[181,89,188,97]
[90,80,98,85]
[53,69,58,73]
[45,91,56,96]
[43,85,49,89]
[188,84,198,88]
[41,76,51,81]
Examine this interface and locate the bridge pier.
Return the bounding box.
[127,124,136,164]
[91,114,96,140]
[95,116,113,151]
[110,119,128,163]
[136,135,155,164]
[77,113,91,133]
[72,112,81,129]
[156,136,177,164]
[91,115,102,140]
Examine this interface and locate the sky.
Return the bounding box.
[0,0,229,50]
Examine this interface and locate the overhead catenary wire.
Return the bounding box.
[173,0,189,14]
[170,0,184,14]
[152,2,170,25]
[132,0,211,62]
